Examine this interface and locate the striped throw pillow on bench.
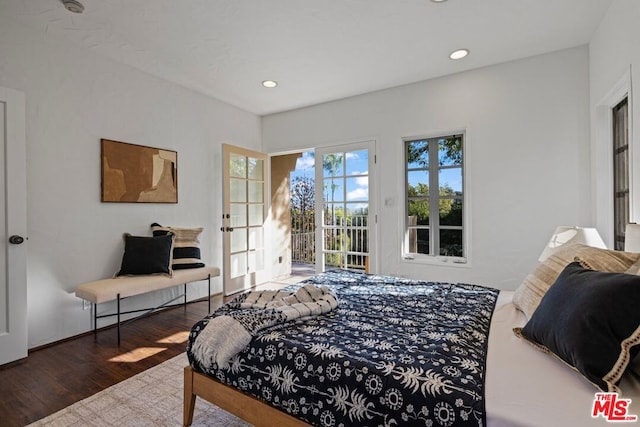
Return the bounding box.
[151,222,205,270]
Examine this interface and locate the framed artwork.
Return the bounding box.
[101,139,178,203]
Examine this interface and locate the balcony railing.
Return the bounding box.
[291,231,315,264]
[291,213,368,271]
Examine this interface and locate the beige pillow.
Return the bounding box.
[151,223,205,270]
[513,243,640,319]
[625,257,640,275]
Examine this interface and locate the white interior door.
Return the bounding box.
[0,86,28,365]
[315,141,376,273]
[222,144,268,295]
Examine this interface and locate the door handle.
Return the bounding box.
[219,227,234,232]
[9,235,25,244]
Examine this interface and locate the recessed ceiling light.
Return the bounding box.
[431,0,448,2]
[262,80,278,88]
[60,0,84,14]
[449,49,469,60]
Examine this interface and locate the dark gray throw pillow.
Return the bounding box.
[514,261,640,392]
[116,233,174,277]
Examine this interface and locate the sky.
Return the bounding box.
[291,148,462,203]
[290,150,370,212]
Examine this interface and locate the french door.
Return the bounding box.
[315,141,376,273]
[0,87,28,365]
[222,144,268,295]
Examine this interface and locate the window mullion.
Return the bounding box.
[429,139,439,256]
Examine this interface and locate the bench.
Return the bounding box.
[75,266,220,343]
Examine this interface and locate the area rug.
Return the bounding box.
[28,353,251,427]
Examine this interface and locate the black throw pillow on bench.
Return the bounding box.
[116,233,175,277]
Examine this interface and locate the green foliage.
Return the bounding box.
[405,136,464,258]
[439,136,463,165]
[324,230,350,268]
[323,153,343,202]
[406,136,462,167]
[407,183,461,225]
[322,153,343,176]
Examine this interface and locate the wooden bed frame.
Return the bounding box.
[183,366,311,426]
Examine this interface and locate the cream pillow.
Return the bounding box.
[625,257,640,275]
[151,223,205,270]
[513,243,640,319]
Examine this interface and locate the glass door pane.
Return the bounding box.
[223,145,267,294]
[316,142,375,273]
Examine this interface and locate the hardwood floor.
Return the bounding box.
[0,268,314,427]
[0,298,215,427]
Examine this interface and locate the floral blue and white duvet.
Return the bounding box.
[187,270,499,427]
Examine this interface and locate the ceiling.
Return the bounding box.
[1,0,613,115]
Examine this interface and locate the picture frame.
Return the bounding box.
[101,139,178,203]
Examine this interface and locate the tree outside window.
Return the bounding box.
[405,134,464,259]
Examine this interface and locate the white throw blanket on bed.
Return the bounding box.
[191,284,339,369]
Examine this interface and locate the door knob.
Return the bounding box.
[9,235,25,245]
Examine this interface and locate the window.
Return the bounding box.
[404,134,464,261]
[613,98,629,250]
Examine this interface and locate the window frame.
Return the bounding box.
[613,97,630,251]
[402,132,468,266]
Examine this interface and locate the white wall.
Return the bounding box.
[0,9,606,348]
[263,47,592,290]
[589,0,640,246]
[0,17,261,348]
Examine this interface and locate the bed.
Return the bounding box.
[184,250,640,426]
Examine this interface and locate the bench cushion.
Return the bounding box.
[75,266,220,304]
